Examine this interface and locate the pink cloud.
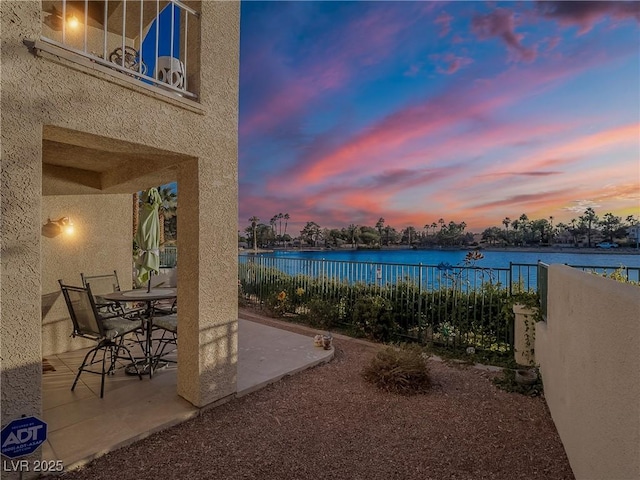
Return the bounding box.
[454,123,639,194]
[435,11,453,37]
[293,93,506,186]
[524,123,640,171]
[436,54,474,74]
[471,8,537,62]
[284,56,602,189]
[544,36,561,52]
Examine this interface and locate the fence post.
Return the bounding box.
[418,263,424,343]
[508,262,513,296]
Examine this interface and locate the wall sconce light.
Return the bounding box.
[67,14,79,29]
[43,6,80,31]
[42,217,74,238]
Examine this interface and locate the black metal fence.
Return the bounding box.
[160,246,177,267]
[537,262,549,322]
[238,255,639,352]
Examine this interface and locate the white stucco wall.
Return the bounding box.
[536,265,640,480]
[41,195,132,356]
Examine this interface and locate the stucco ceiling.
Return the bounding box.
[42,125,193,195]
[44,140,130,173]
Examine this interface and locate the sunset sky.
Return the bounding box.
[238,1,640,233]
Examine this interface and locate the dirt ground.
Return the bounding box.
[52,319,574,480]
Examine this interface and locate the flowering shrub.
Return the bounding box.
[240,259,514,357]
[265,290,289,316]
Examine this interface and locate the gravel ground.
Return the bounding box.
[51,319,574,480]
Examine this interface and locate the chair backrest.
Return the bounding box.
[155,56,185,89]
[80,270,121,296]
[58,280,105,339]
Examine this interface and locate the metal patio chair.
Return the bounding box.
[80,270,145,319]
[151,314,178,370]
[59,280,144,398]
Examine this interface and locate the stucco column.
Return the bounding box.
[176,159,238,407]
[1,2,44,477]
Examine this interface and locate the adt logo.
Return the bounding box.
[1,417,47,459]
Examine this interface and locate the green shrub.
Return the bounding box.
[352,295,397,341]
[492,367,543,396]
[239,262,516,351]
[362,344,431,395]
[599,267,640,286]
[302,297,339,329]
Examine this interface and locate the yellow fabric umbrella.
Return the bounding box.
[135,188,162,290]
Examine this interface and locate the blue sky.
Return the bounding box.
[238,1,640,232]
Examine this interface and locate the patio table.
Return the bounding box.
[102,288,177,378]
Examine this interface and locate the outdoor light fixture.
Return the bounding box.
[67,14,79,29]
[42,217,74,238]
[43,6,80,31]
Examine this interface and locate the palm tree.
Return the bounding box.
[502,217,511,245]
[249,216,260,252]
[283,213,290,247]
[348,224,359,248]
[132,192,140,238]
[277,213,284,244]
[157,186,177,246]
[579,207,598,248]
[376,217,385,244]
[518,213,530,244]
[569,218,578,245]
[269,215,277,238]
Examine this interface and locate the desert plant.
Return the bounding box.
[598,266,640,286]
[492,367,543,397]
[362,344,431,395]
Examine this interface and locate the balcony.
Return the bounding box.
[40,0,200,99]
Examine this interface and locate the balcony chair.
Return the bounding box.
[155,56,186,90]
[80,270,145,319]
[109,46,146,76]
[58,280,144,398]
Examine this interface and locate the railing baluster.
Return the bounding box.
[103,0,108,60]
[62,0,67,44]
[138,0,144,74]
[83,0,88,53]
[154,0,159,80]
[169,0,175,86]
[183,7,189,89]
[121,0,127,68]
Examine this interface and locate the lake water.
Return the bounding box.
[240,248,640,290]
[257,248,640,269]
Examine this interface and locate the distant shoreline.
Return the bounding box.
[241,245,640,255]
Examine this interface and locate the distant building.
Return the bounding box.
[627,225,640,248]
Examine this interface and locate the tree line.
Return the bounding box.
[242,208,639,249]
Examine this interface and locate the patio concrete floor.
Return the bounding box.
[41,317,334,471]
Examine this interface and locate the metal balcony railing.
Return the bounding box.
[41,0,199,99]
